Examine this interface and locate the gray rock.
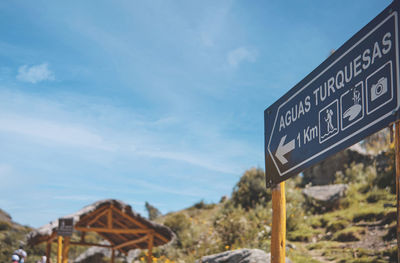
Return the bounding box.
[196,249,291,263]
[302,145,371,185]
[302,184,348,212]
[74,240,140,263]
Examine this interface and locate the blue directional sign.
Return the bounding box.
[265,2,400,187]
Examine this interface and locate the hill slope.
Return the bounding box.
[151,162,397,263]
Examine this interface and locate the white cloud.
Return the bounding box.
[0,89,254,175]
[16,63,55,83]
[138,149,237,174]
[0,114,116,151]
[227,47,257,68]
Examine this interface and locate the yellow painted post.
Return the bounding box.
[271,182,286,263]
[57,236,63,263]
[395,121,400,263]
[62,236,70,263]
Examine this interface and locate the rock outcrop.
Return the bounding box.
[302,145,372,185]
[196,249,291,263]
[74,242,140,263]
[0,209,12,223]
[302,184,348,212]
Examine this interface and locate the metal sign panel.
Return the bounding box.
[58,218,74,237]
[265,2,400,187]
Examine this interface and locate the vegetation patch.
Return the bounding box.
[333,227,364,242]
[352,208,386,223]
[326,219,348,233]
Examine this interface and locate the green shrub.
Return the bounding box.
[326,220,348,233]
[287,227,313,242]
[231,168,271,209]
[366,189,387,203]
[382,246,397,262]
[352,210,385,223]
[333,227,364,242]
[191,200,216,210]
[0,221,11,231]
[163,213,191,248]
[213,205,249,247]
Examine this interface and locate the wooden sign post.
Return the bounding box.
[395,121,400,263]
[271,182,286,263]
[57,236,63,263]
[62,236,70,263]
[57,218,73,263]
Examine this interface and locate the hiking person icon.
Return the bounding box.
[319,100,339,143]
[325,109,335,133]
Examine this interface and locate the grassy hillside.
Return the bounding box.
[148,160,397,263]
[1,140,397,262]
[0,209,105,262]
[0,209,47,262]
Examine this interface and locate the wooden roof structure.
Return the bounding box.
[27,199,175,263]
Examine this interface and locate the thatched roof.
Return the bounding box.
[27,199,175,254]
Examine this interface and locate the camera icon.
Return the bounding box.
[371,77,388,101]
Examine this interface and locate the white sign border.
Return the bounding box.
[267,11,399,177]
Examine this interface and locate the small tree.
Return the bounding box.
[145,202,161,220]
[231,168,271,209]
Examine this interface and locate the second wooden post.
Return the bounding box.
[395,121,400,263]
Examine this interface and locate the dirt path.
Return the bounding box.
[307,249,335,263]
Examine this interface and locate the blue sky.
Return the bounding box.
[0,0,392,227]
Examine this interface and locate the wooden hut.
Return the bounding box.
[27,199,175,263]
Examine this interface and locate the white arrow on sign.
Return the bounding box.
[275,135,295,165]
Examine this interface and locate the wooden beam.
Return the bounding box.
[86,209,109,227]
[112,218,133,234]
[97,232,116,247]
[69,241,113,248]
[91,220,131,253]
[75,205,109,227]
[75,226,152,234]
[108,206,113,229]
[154,232,169,243]
[110,206,147,229]
[112,218,143,238]
[271,182,286,263]
[111,206,170,243]
[80,232,86,243]
[48,232,57,243]
[62,236,70,263]
[111,249,115,263]
[113,235,149,250]
[147,233,154,263]
[46,242,52,263]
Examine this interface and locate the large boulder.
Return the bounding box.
[302,184,348,212]
[74,241,140,263]
[302,145,372,185]
[196,249,291,263]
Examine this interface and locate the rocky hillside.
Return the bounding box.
[1,133,397,262]
[148,146,397,262]
[0,209,47,262]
